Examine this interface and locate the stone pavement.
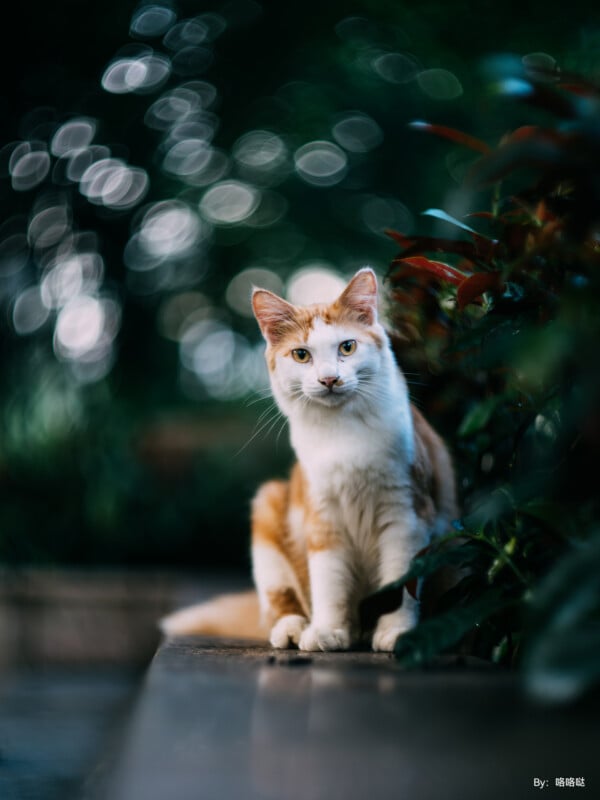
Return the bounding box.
[98,637,599,800]
[0,667,138,800]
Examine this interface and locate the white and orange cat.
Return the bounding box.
[162,268,456,651]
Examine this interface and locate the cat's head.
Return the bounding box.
[252,268,389,410]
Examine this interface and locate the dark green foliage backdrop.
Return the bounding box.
[0,0,599,612]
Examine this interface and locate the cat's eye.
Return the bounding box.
[339,339,357,356]
[292,348,311,363]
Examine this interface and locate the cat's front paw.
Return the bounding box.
[372,610,415,652]
[298,624,350,652]
[270,614,309,648]
[371,625,405,652]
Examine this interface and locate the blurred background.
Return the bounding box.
[1,0,596,570]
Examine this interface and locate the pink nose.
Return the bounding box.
[319,376,339,389]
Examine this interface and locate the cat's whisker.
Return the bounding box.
[409,394,426,410]
[355,380,388,403]
[263,410,286,441]
[244,389,274,407]
[255,402,279,425]
[404,379,430,388]
[275,415,289,447]
[234,404,282,456]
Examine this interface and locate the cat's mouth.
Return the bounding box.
[306,385,354,407]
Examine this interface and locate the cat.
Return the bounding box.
[161,268,457,651]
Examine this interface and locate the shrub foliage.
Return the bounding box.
[365,72,600,700]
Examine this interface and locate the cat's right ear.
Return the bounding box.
[252,288,296,345]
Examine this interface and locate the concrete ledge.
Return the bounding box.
[100,637,599,800]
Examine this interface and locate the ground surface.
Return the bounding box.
[99,637,599,800]
[0,667,139,800]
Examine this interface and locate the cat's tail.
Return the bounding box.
[160,589,267,640]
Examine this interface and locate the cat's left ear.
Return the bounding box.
[252,288,297,345]
[337,267,378,325]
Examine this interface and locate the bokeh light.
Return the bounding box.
[145,83,218,130]
[101,51,171,94]
[294,141,347,187]
[199,180,260,225]
[40,252,104,310]
[286,265,347,305]
[12,286,50,335]
[130,5,176,38]
[53,295,121,383]
[0,0,535,400]
[158,291,211,341]
[50,119,96,157]
[372,52,421,84]
[360,195,414,237]
[10,143,51,191]
[0,228,29,278]
[64,145,111,183]
[163,139,213,178]
[169,146,229,187]
[179,318,267,400]
[79,159,149,210]
[164,18,209,49]
[332,113,383,153]
[522,51,558,81]
[245,191,287,229]
[417,69,463,100]
[28,203,71,250]
[136,200,205,261]
[171,45,213,76]
[232,130,288,181]
[225,267,284,317]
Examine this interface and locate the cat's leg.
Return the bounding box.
[298,510,352,652]
[251,481,309,648]
[372,509,424,652]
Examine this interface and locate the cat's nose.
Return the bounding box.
[319,375,339,389]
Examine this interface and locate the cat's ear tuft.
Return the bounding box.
[252,288,296,345]
[337,267,378,325]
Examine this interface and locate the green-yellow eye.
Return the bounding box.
[339,339,357,356]
[292,348,311,363]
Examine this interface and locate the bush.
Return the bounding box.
[365,69,600,701]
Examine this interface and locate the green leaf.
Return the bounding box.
[523,532,600,702]
[360,541,483,629]
[458,396,501,437]
[517,499,576,539]
[394,587,513,667]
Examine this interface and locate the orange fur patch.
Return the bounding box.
[264,302,385,370]
[410,405,457,527]
[251,468,311,618]
[266,587,304,618]
[251,479,290,547]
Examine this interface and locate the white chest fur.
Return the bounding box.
[289,390,415,549]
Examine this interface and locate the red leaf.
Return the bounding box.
[467,212,497,220]
[409,121,492,154]
[499,125,543,145]
[467,137,562,188]
[384,229,413,247]
[457,272,503,310]
[393,256,467,286]
[388,234,494,261]
[559,81,600,98]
